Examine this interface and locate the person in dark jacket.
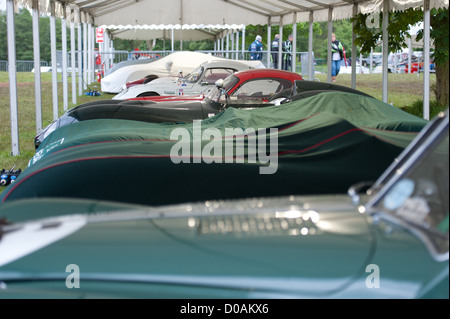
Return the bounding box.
[271,34,280,69]
[282,34,294,71]
[249,35,263,61]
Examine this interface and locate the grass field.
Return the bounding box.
[0,70,442,194]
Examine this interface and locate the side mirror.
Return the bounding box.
[215,79,224,88]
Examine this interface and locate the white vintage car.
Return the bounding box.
[101,51,264,94]
[112,59,260,100]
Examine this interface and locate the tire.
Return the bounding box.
[137,92,159,97]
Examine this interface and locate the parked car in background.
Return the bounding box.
[113,60,256,99]
[100,51,265,93]
[34,69,303,149]
[361,53,383,67]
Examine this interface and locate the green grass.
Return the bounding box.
[0,72,114,192]
[313,72,438,108]
[0,70,446,194]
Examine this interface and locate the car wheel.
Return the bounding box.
[137,92,159,97]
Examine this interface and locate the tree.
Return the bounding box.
[0,12,6,61]
[352,7,449,106]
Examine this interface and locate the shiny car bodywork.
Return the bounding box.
[101,51,265,93]
[0,111,448,299]
[113,60,256,99]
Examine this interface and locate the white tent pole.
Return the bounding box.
[242,26,246,60]
[278,20,282,69]
[179,0,183,51]
[83,21,87,89]
[327,7,332,83]
[7,0,19,156]
[61,14,68,111]
[78,22,83,96]
[88,23,93,84]
[370,47,373,74]
[351,3,357,88]
[308,12,314,80]
[92,24,96,84]
[103,30,108,74]
[408,36,412,75]
[50,3,58,121]
[171,27,174,52]
[32,0,42,132]
[226,31,230,59]
[423,0,430,120]
[231,30,235,59]
[382,0,389,103]
[292,12,297,73]
[267,18,271,67]
[236,31,240,59]
[70,15,77,105]
[87,23,91,84]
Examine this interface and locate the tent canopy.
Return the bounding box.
[13,0,449,41]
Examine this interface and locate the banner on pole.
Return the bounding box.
[96,28,104,43]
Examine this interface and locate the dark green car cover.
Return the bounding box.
[1,92,427,206]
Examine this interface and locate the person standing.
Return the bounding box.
[249,35,263,61]
[270,34,280,69]
[282,34,294,71]
[331,33,344,82]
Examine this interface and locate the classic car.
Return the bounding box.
[112,60,257,99]
[0,110,447,299]
[100,51,265,93]
[34,69,303,149]
[22,86,427,205]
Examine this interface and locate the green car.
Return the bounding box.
[0,111,448,299]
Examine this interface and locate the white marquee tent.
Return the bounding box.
[4,0,449,155]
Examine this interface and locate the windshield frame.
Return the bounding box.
[183,65,204,83]
[204,74,240,107]
[363,111,449,261]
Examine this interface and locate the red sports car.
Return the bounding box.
[127,69,303,104]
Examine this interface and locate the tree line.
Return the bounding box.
[0,8,357,62]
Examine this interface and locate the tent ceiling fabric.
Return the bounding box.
[101,23,246,41]
[13,0,449,41]
[23,0,448,23]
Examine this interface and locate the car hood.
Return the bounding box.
[1,195,445,298]
[0,195,373,298]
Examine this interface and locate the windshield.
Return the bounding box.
[183,66,204,83]
[204,74,239,104]
[364,111,449,259]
